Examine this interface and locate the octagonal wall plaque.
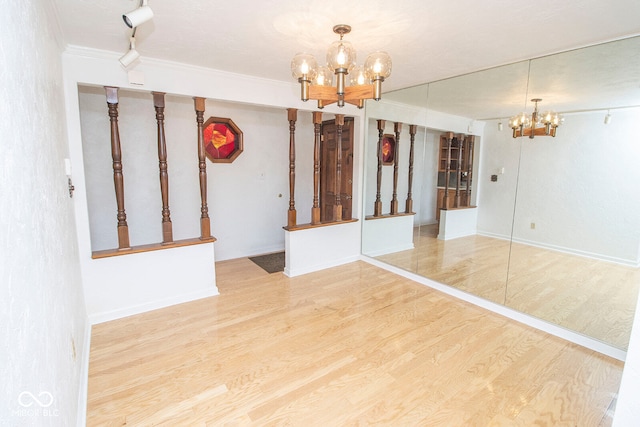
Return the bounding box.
[203,117,243,163]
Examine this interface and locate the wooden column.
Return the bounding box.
[287,108,297,228]
[193,97,211,239]
[390,122,402,214]
[374,120,385,217]
[465,135,475,204]
[442,132,454,211]
[405,124,417,213]
[152,92,173,244]
[311,111,323,224]
[455,134,464,208]
[104,87,130,250]
[334,114,344,221]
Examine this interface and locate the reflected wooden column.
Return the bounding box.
[390,122,402,214]
[334,114,344,221]
[311,111,323,224]
[455,133,464,208]
[287,108,297,228]
[442,131,454,211]
[193,97,211,239]
[152,92,173,244]
[374,119,385,217]
[465,135,475,204]
[105,86,130,250]
[405,124,417,213]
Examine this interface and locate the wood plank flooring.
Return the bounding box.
[87,259,622,426]
[375,225,640,349]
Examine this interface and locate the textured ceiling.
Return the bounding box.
[54,0,640,93]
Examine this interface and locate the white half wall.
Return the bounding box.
[285,222,361,277]
[87,243,217,324]
[438,208,478,240]
[362,215,415,256]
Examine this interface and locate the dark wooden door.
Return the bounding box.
[320,118,354,221]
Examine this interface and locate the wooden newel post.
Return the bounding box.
[311,111,323,224]
[105,86,130,250]
[374,119,385,217]
[287,108,298,228]
[193,97,211,239]
[390,122,402,214]
[334,114,345,221]
[405,124,417,213]
[152,92,173,244]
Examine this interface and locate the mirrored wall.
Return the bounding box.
[363,36,640,350]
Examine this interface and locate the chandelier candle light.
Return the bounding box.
[509,98,562,138]
[291,25,392,109]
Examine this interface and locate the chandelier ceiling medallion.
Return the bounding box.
[509,98,562,138]
[291,25,392,109]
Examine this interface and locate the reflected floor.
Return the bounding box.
[375,224,640,349]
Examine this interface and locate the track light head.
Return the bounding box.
[119,37,140,68]
[123,0,153,28]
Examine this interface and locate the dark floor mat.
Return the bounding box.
[249,251,285,273]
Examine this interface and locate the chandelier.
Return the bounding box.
[509,98,562,138]
[291,25,392,109]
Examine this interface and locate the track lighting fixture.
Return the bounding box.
[119,37,140,68]
[123,0,153,29]
[604,111,612,124]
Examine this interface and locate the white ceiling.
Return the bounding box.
[55,0,640,93]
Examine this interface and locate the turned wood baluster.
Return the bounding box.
[105,86,130,249]
[334,114,344,221]
[374,119,385,217]
[442,132,454,211]
[405,124,417,213]
[465,135,475,205]
[287,108,297,228]
[455,134,464,208]
[152,92,173,244]
[390,122,402,215]
[193,97,211,239]
[311,111,323,224]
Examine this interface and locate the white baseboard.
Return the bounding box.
[477,230,638,266]
[89,288,219,324]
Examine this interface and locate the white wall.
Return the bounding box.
[479,110,640,264]
[0,1,89,425]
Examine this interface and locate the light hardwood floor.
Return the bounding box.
[87,259,622,426]
[375,225,640,349]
